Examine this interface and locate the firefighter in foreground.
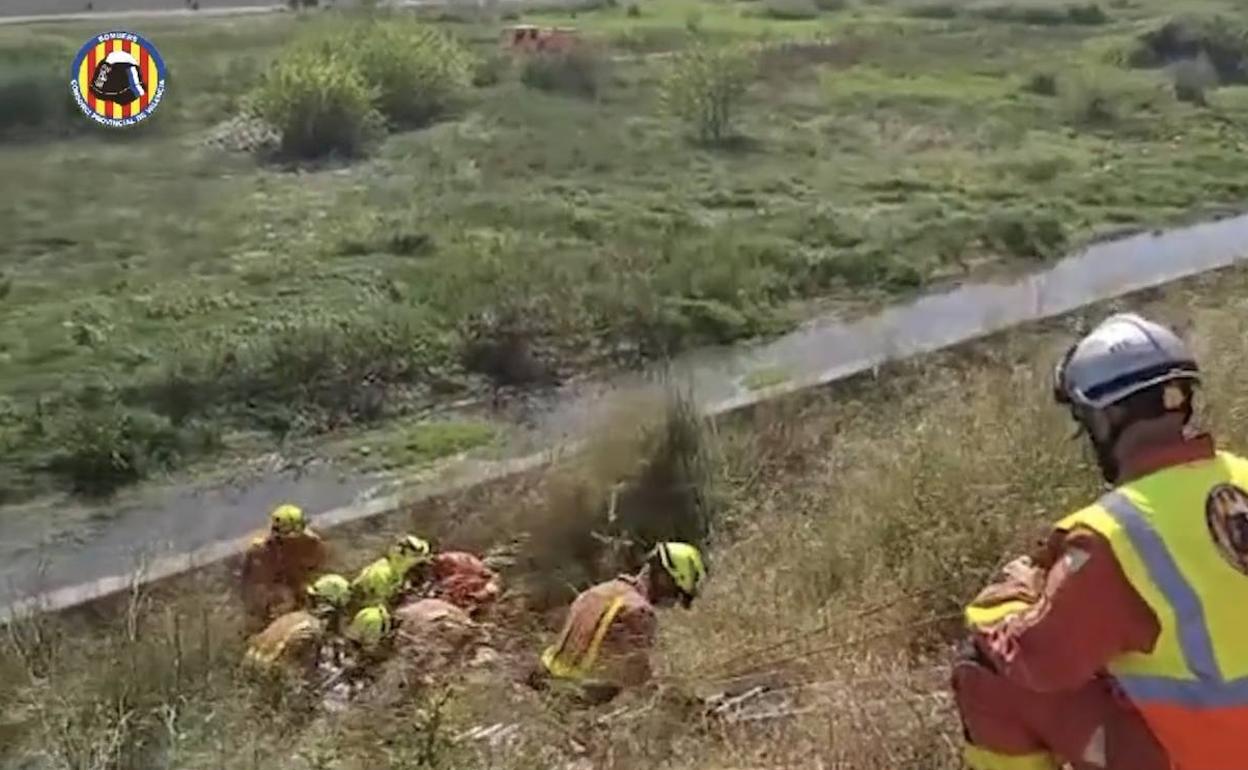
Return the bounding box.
[244,573,351,675]
[240,504,328,629]
[352,534,502,615]
[955,313,1248,770]
[530,541,707,704]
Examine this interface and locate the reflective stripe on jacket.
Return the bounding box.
[1057,450,1248,768]
[541,577,654,684]
[542,595,627,680]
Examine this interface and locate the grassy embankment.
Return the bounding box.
[2,0,1247,504]
[3,253,1248,769]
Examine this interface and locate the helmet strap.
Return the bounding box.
[1070,404,1120,484]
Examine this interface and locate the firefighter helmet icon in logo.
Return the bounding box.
[70,31,167,127]
[1205,484,1248,575]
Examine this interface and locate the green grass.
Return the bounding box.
[741,365,793,391]
[7,264,1248,770]
[2,0,1248,502]
[348,418,500,471]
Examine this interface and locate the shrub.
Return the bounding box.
[1058,71,1122,127]
[0,46,79,138]
[517,393,716,609]
[49,401,214,497]
[472,52,511,88]
[1128,16,1248,84]
[762,0,821,20]
[341,18,473,127]
[1066,3,1107,25]
[660,44,756,144]
[685,9,704,34]
[626,2,641,16]
[1170,53,1218,105]
[1022,71,1058,96]
[906,2,958,19]
[976,2,1107,26]
[982,208,1067,259]
[250,47,382,159]
[519,46,607,99]
[138,308,454,434]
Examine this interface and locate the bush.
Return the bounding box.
[976,2,1107,26]
[472,53,511,88]
[1066,3,1107,24]
[49,401,215,497]
[685,9,704,34]
[340,18,472,127]
[1171,54,1218,105]
[1128,16,1248,84]
[1022,71,1058,96]
[519,46,607,99]
[0,46,79,138]
[625,2,641,15]
[137,308,454,435]
[250,47,383,159]
[660,44,756,144]
[905,2,958,19]
[762,0,821,20]
[982,208,1067,259]
[1058,71,1122,127]
[517,393,716,609]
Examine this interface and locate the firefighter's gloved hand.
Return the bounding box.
[1000,556,1043,594]
[969,555,1044,612]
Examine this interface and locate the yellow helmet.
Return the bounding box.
[269,504,306,536]
[346,605,392,649]
[652,542,707,599]
[307,573,351,609]
[387,535,431,570]
[352,558,401,605]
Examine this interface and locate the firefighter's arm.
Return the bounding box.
[973,527,1160,693]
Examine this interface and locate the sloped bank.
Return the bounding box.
[3,213,1245,624]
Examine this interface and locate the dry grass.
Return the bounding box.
[5,266,1248,768]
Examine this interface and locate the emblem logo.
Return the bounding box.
[70,31,167,127]
[1205,483,1248,575]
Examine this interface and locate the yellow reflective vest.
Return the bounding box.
[1057,450,1248,768]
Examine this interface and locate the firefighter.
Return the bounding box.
[529,541,707,704]
[350,535,432,607]
[409,543,502,616]
[955,313,1248,770]
[239,504,328,630]
[352,535,502,616]
[244,573,351,675]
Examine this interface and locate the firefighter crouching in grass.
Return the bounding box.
[352,534,502,616]
[955,313,1248,770]
[240,504,328,631]
[528,542,707,705]
[244,573,351,676]
[345,604,393,666]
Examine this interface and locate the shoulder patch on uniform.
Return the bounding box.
[1205,484,1248,575]
[1063,547,1091,574]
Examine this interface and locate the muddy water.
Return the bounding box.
[1,214,1246,615]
